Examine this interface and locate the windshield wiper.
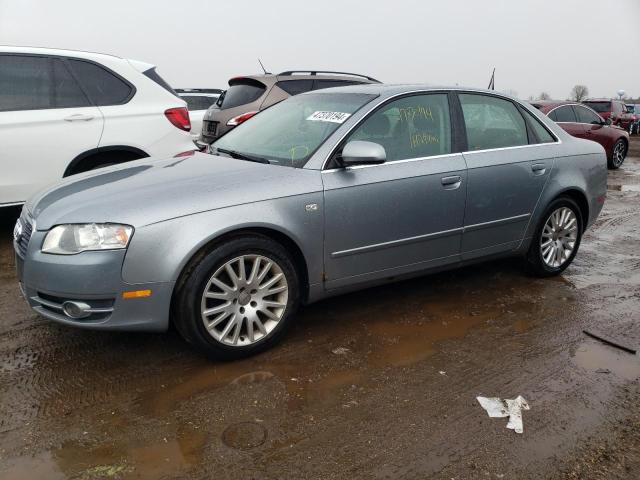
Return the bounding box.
[214,148,270,164]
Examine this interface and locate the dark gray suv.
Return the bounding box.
[199,70,380,143]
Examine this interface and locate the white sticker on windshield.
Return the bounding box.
[306,111,351,123]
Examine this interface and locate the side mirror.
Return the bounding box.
[604,118,612,126]
[339,141,386,167]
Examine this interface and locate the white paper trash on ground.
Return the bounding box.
[476,395,530,434]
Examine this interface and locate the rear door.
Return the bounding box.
[322,92,467,289]
[458,93,556,259]
[0,54,103,204]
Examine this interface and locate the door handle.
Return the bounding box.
[441,175,462,190]
[531,163,546,176]
[64,114,94,122]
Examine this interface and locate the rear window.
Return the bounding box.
[218,78,266,109]
[68,59,133,105]
[143,67,177,95]
[180,95,219,111]
[583,101,611,113]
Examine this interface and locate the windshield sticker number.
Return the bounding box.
[307,111,351,123]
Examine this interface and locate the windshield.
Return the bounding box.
[583,101,611,113]
[211,92,377,168]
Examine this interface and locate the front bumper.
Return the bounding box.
[16,228,174,332]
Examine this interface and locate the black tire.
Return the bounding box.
[173,235,300,360]
[525,197,583,277]
[608,138,627,170]
[67,151,145,176]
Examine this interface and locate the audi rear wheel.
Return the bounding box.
[526,197,583,277]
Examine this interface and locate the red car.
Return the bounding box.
[532,101,629,169]
[583,99,636,132]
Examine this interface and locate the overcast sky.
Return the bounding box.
[1,0,639,100]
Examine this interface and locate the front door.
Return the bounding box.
[322,93,467,290]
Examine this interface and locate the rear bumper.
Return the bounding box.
[16,231,173,332]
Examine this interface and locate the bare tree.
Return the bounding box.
[570,85,589,102]
[537,92,551,100]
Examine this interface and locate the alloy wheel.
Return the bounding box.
[540,207,578,268]
[200,254,288,346]
[613,141,626,167]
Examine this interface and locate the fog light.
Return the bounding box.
[62,301,92,319]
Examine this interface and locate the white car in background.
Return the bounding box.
[0,46,196,207]
[176,88,223,140]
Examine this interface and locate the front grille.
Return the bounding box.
[203,120,218,137]
[15,213,33,259]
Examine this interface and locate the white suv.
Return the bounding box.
[0,46,195,206]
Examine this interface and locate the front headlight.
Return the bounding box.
[42,224,133,254]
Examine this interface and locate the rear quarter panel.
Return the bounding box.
[97,58,194,156]
[522,137,607,245]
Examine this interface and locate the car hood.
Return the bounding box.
[28,153,322,231]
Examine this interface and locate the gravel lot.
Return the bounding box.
[1,139,639,480]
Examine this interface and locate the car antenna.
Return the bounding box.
[258,58,271,75]
[488,67,495,90]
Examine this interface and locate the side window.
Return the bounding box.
[313,79,359,90]
[51,59,90,108]
[521,108,556,143]
[346,93,451,161]
[575,106,601,125]
[459,94,528,150]
[68,59,133,105]
[276,80,314,96]
[0,54,54,111]
[552,106,577,123]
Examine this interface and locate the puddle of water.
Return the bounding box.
[46,425,208,480]
[572,341,640,381]
[0,451,66,480]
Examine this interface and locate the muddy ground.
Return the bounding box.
[1,139,639,480]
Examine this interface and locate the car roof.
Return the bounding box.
[298,83,528,102]
[229,71,380,86]
[2,45,121,61]
[584,98,613,102]
[530,100,579,110]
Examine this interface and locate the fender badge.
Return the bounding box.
[305,203,318,212]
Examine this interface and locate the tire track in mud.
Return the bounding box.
[0,322,197,433]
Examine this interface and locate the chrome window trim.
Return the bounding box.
[455,141,561,157]
[320,89,562,172]
[322,152,461,173]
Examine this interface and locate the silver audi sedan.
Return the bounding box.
[14,85,607,359]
